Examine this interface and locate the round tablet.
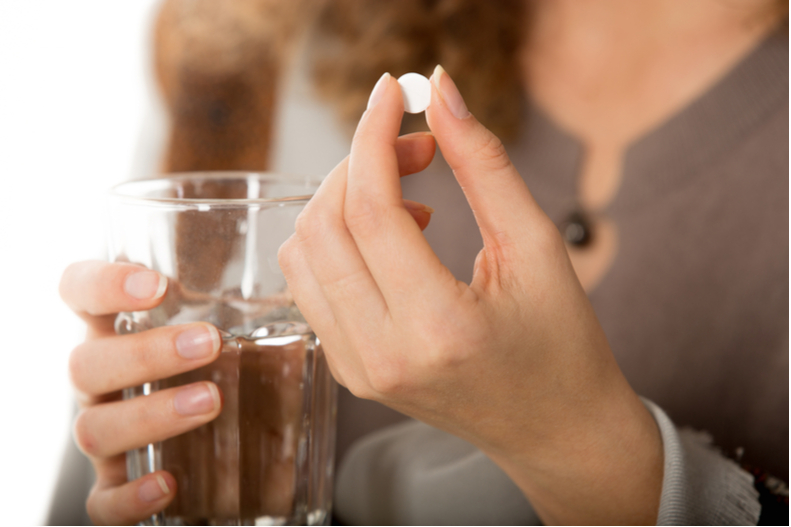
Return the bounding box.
[398,73,431,114]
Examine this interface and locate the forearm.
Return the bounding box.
[485,375,664,525]
[334,396,765,525]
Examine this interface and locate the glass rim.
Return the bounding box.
[109,171,322,208]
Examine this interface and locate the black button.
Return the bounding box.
[561,211,593,247]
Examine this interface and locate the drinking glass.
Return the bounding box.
[107,173,336,526]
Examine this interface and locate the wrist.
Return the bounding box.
[484,373,664,525]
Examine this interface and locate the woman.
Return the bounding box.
[55,0,788,524]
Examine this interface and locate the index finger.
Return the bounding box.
[344,74,460,312]
[60,261,167,325]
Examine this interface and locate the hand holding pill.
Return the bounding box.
[279,65,663,526]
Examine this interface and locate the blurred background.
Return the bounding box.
[0,1,159,523]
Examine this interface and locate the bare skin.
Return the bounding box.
[524,0,780,291]
[278,69,665,525]
[61,0,782,524]
[60,136,435,525]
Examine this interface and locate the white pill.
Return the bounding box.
[398,73,431,114]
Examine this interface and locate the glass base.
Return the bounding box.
[139,508,330,526]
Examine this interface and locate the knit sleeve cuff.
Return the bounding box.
[642,398,761,525]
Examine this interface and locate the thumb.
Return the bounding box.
[425,65,544,248]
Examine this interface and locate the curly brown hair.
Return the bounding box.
[310,0,526,139]
[309,0,788,140]
[153,0,788,172]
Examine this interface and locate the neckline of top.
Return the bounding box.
[512,28,789,215]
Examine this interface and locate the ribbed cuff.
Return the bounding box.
[643,398,761,525]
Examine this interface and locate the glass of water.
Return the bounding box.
[108,173,336,526]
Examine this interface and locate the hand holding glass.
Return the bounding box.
[108,173,336,526]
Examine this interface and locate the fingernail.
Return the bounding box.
[431,65,470,119]
[367,72,390,110]
[138,474,170,502]
[173,382,220,416]
[404,200,435,214]
[176,324,220,360]
[124,271,167,300]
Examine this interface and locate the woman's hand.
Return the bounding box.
[58,133,435,524]
[59,261,223,525]
[278,66,664,524]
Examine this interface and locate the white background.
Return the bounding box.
[0,1,159,523]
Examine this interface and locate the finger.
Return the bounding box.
[294,156,388,320]
[403,199,433,231]
[87,471,176,525]
[73,381,222,458]
[425,65,545,246]
[75,389,123,410]
[278,237,353,389]
[345,73,458,309]
[395,132,436,176]
[284,156,387,391]
[395,132,437,231]
[322,132,436,235]
[70,322,221,398]
[278,236,337,343]
[294,152,424,393]
[92,453,128,488]
[292,128,435,321]
[60,261,167,322]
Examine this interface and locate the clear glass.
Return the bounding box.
[108,173,336,526]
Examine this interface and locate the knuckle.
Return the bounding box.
[277,237,297,276]
[68,344,90,394]
[486,229,519,258]
[293,209,311,242]
[294,206,332,245]
[488,217,563,266]
[345,377,376,401]
[131,333,161,373]
[58,263,79,303]
[364,356,405,396]
[69,344,85,392]
[85,486,102,524]
[73,410,100,457]
[343,195,382,235]
[85,483,118,526]
[472,133,510,171]
[367,370,401,396]
[417,309,481,368]
[420,339,462,372]
[129,395,150,425]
